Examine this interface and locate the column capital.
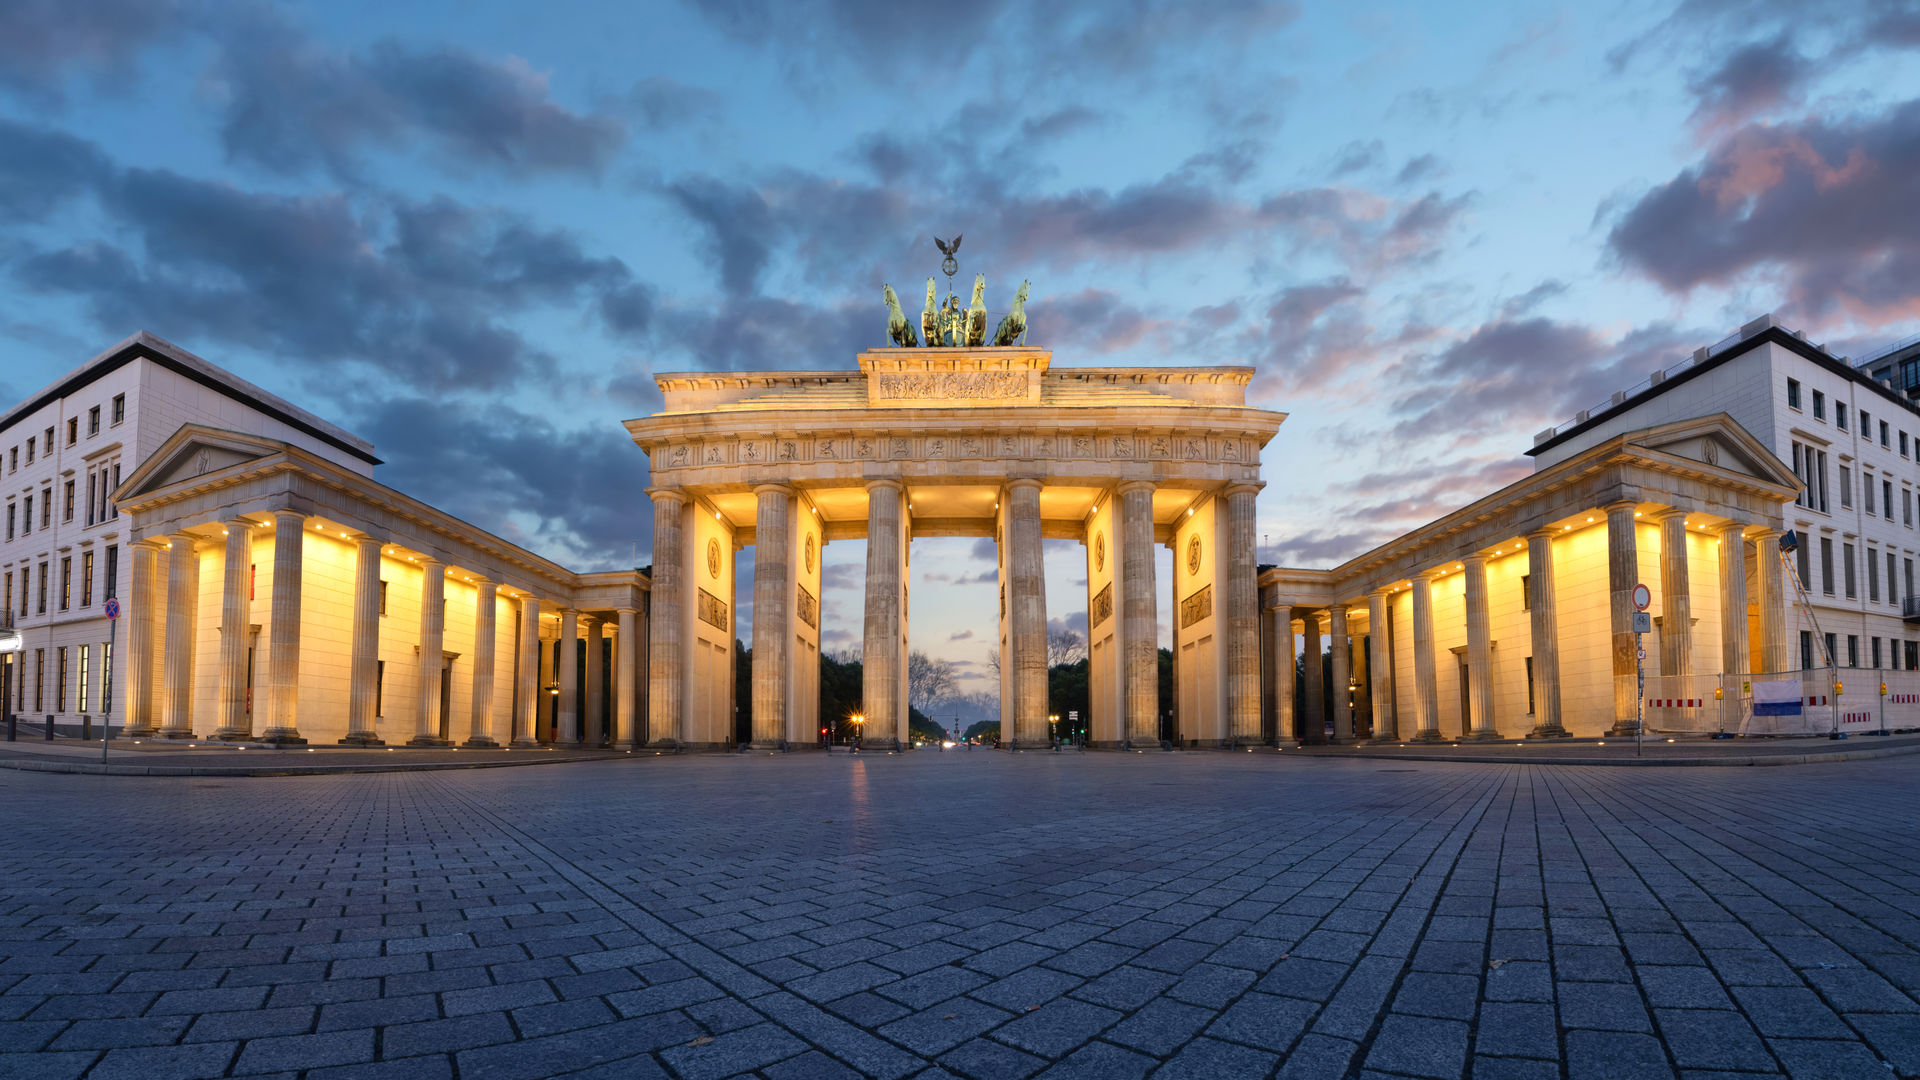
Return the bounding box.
[1116,479,1156,496]
[1005,477,1044,494]
[752,482,793,498]
[1649,506,1688,523]
[1329,602,1349,615]
[345,531,385,548]
[1746,525,1782,540]
[221,516,257,531]
[270,508,306,526]
[1464,552,1488,568]
[864,477,906,494]
[1222,482,1262,498]
[468,573,495,587]
[1370,586,1393,599]
[616,605,639,616]
[1526,526,1558,543]
[1415,567,1441,582]
[132,536,170,552]
[418,554,445,569]
[1716,520,1750,537]
[1603,498,1640,514]
[647,486,688,506]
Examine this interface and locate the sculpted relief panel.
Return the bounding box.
[651,428,1248,473]
[872,372,1027,401]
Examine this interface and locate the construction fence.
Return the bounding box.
[1637,670,1920,737]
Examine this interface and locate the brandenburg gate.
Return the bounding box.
[627,347,1285,750]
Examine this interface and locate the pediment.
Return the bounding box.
[1623,413,1798,490]
[118,425,291,500]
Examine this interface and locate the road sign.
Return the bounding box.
[103,598,120,620]
[1638,648,1647,661]
[1631,583,1651,611]
[1632,612,1652,633]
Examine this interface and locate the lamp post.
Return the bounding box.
[850,712,864,752]
[1048,713,1059,748]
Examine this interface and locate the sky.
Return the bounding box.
[4,0,1919,701]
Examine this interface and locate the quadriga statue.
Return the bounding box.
[993,280,1030,346]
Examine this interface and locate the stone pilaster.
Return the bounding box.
[1410,571,1441,741]
[1606,501,1641,735]
[1367,590,1393,741]
[465,579,498,747]
[752,483,793,749]
[159,532,199,739]
[122,540,161,737]
[583,615,604,746]
[1750,528,1787,672]
[1718,522,1750,677]
[410,556,449,746]
[1118,481,1159,747]
[341,534,385,745]
[1224,484,1261,746]
[648,489,686,747]
[863,479,906,750]
[1656,509,1693,680]
[614,606,639,749]
[1462,554,1500,740]
[1329,604,1354,743]
[214,519,255,741]
[557,607,579,744]
[1300,609,1324,744]
[260,509,306,745]
[1006,478,1050,748]
[513,594,542,746]
[1272,603,1296,743]
[1526,529,1568,738]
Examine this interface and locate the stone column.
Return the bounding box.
[1718,522,1750,677]
[1656,509,1693,681]
[863,479,906,750]
[1526,528,1568,738]
[1606,500,1641,735]
[1119,481,1159,746]
[752,483,793,749]
[1223,484,1262,745]
[1368,590,1393,741]
[159,532,199,738]
[1300,609,1324,743]
[341,534,385,745]
[214,519,254,741]
[557,607,579,744]
[465,578,498,747]
[1272,603,1296,743]
[614,606,639,748]
[410,556,448,746]
[1410,571,1441,741]
[260,509,306,745]
[1329,604,1354,742]
[513,594,541,746]
[1750,528,1787,672]
[583,615,604,746]
[122,541,160,737]
[648,489,686,746]
[1462,554,1500,740]
[1351,615,1372,738]
[1006,479,1050,747]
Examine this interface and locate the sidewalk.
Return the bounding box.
[1277,730,1920,766]
[0,735,649,776]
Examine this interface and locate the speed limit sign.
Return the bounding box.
[1631,583,1650,611]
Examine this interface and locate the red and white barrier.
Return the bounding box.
[1646,697,1704,708]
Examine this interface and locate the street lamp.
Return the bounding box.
[1048,713,1059,746]
[850,712,864,752]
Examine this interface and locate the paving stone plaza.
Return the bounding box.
[3,753,1919,1079]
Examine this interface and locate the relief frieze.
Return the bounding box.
[1090,583,1114,629]
[872,371,1028,400]
[1179,583,1213,629]
[796,584,818,629]
[697,588,729,631]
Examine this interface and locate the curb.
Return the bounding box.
[0,753,628,778]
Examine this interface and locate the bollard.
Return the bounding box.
[45,715,55,740]
[5,712,13,741]
[82,716,91,741]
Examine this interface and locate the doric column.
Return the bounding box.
[214,519,254,741]
[1223,484,1261,745]
[648,489,686,746]
[1526,528,1568,738]
[614,606,639,748]
[752,483,793,749]
[1350,614,1372,739]
[1462,554,1500,740]
[260,509,306,745]
[513,594,541,746]
[557,607,579,744]
[1718,522,1750,676]
[465,578,498,747]
[583,615,604,746]
[1118,481,1159,746]
[159,532,199,738]
[1606,500,1641,735]
[1750,528,1787,672]
[1367,590,1393,740]
[1656,509,1693,680]
[122,540,161,737]
[1410,571,1441,741]
[1300,609,1325,744]
[341,534,385,745]
[1006,479,1049,747]
[1271,602,1296,743]
[410,556,448,746]
[1329,604,1354,742]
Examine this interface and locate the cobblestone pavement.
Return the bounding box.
[3,752,1919,1079]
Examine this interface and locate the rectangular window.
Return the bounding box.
[100,642,111,712]
[7,446,13,470]
[1892,552,1900,605]
[2,571,9,615]
[1814,390,1826,419]
[1873,637,1883,669]
[36,561,47,614]
[1848,635,1860,667]
[63,479,74,522]
[59,556,71,611]
[1821,537,1835,595]
[380,580,389,615]
[1802,630,1814,670]
[21,495,30,535]
[1866,473,1876,515]
[18,565,26,617]
[1788,378,1802,408]
[1882,420,1891,447]
[5,502,12,540]
[1906,489,1913,527]
[1827,632,1838,666]
[1844,543,1857,599]
[1868,548,1880,602]
[1798,533,1811,590]
[87,406,99,436]
[1520,574,1531,611]
[249,564,256,602]
[41,487,51,529]
[1904,432,1911,457]
[34,649,43,711]
[77,645,88,712]
[1909,641,1918,671]
[104,545,117,599]
[1837,403,1849,430]
[109,463,119,518]
[85,473,94,527]
[65,418,76,446]
[1840,466,1853,509]
[111,394,124,424]
[55,647,66,710]
[1815,449,1829,511]
[25,436,33,463]
[1885,481,1894,520]
[80,550,93,607]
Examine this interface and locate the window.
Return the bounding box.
[84,473,94,527]
[1791,442,1830,512]
[6,446,12,471]
[1890,552,1898,605]
[5,503,12,540]
[1837,403,1848,430]
[1908,557,1916,602]
[80,550,93,607]
[1906,489,1913,527]
[55,647,66,710]
[1821,537,1835,595]
[1904,432,1911,457]
[62,479,74,522]
[1839,465,1853,509]
[1882,420,1892,447]
[18,565,26,617]
[380,580,389,615]
[1520,575,1531,611]
[20,495,29,535]
[1802,630,1814,670]
[77,645,88,712]
[1844,543,1857,599]
[58,556,70,611]
[40,487,50,529]
[1848,635,1860,667]
[2,572,8,615]
[1813,390,1826,419]
[100,642,111,710]
[1788,378,1802,409]
[109,463,119,519]
[104,545,117,599]
[44,427,53,452]
[250,564,256,602]
[1868,548,1880,602]
[87,406,99,437]
[34,649,43,711]
[65,418,76,446]
[36,561,47,614]
[1886,481,1895,521]
[25,436,33,464]
[1798,533,1811,589]
[1909,641,1918,671]
[1873,637,1883,669]
[111,394,124,424]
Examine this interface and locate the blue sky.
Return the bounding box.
[5,0,1918,697]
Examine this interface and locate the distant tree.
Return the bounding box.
[818,650,864,743]
[907,650,958,711]
[985,647,1001,678]
[908,707,947,742]
[964,721,1001,742]
[1048,657,1090,742]
[1048,629,1086,667]
[733,639,752,744]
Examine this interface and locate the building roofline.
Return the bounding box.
[1526,317,1919,458]
[0,332,383,467]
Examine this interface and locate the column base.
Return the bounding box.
[214,731,254,742]
[119,725,158,739]
[1607,722,1642,737]
[510,738,543,748]
[1461,729,1506,741]
[461,736,499,749]
[1526,724,1572,739]
[338,733,386,746]
[862,738,904,752]
[1408,730,1447,743]
[259,733,307,746]
[747,741,788,752]
[159,730,195,740]
[406,735,452,747]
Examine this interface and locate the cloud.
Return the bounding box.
[0,0,182,103]
[0,118,112,217]
[1687,36,1809,129]
[1331,139,1385,176]
[1607,98,1920,325]
[948,630,974,641]
[630,76,723,130]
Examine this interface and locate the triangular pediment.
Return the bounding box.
[1622,413,1798,489]
[117,424,293,501]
